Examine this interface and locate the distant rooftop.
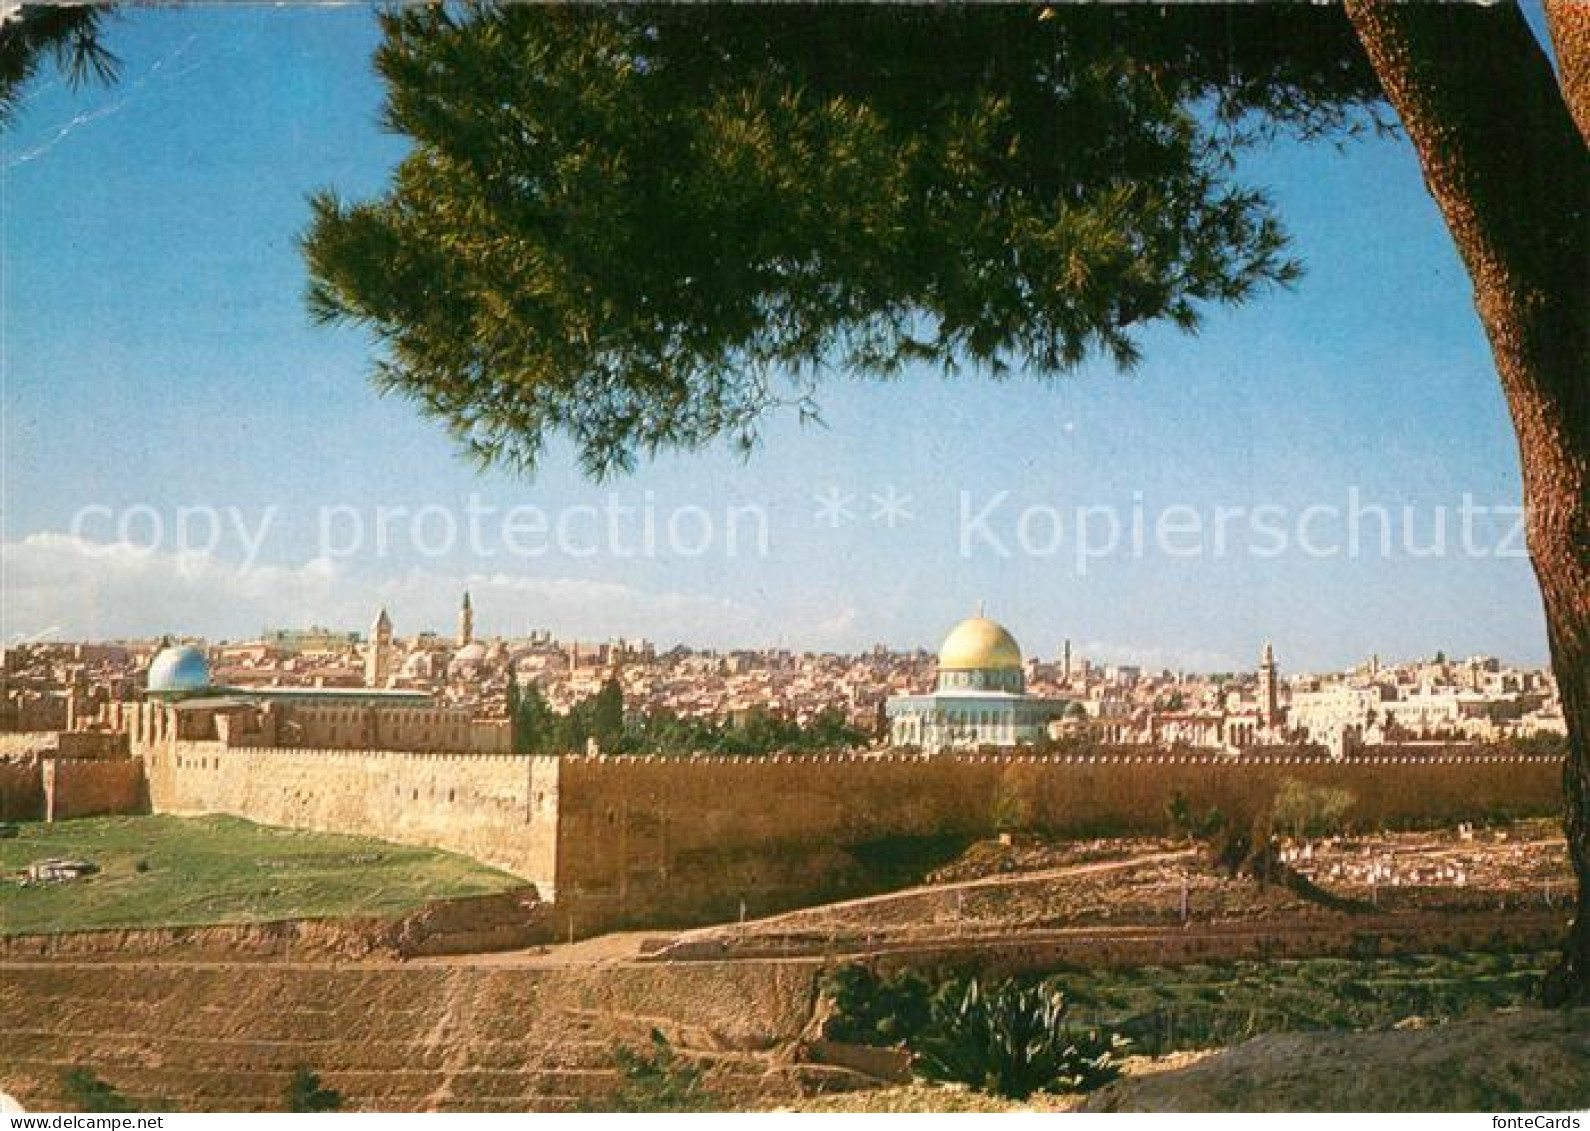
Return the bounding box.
[216,685,433,704]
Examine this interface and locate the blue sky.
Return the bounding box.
[1,6,1549,672]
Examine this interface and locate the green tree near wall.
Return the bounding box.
[590,676,626,753]
[510,676,559,756]
[512,679,869,758]
[1270,778,1356,840]
[505,664,523,748]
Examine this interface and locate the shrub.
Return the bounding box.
[61,1068,137,1114]
[284,1067,343,1113]
[1165,794,1194,838]
[1165,793,1226,841]
[910,979,1128,1099]
[606,1030,713,1112]
[822,963,934,1046]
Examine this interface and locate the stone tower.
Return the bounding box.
[1062,638,1072,683]
[457,590,474,648]
[1258,641,1280,729]
[366,607,393,688]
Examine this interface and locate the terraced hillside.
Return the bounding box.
[3,822,1573,1112]
[1,958,840,1112]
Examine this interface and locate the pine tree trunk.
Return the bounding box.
[1546,0,1590,145]
[1343,2,1590,1004]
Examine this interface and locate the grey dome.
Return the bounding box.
[147,645,211,695]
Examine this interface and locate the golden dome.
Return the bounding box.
[937,616,1023,671]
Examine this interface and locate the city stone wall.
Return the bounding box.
[0,761,44,820]
[549,751,1564,934]
[42,759,146,820]
[144,740,559,891]
[0,758,144,822]
[131,740,1562,937]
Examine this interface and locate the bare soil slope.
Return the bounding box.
[1083,1008,1590,1111]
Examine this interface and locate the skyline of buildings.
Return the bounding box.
[2,588,1565,760]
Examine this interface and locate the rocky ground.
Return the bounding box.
[655,820,1569,961]
[784,1009,1590,1112]
[1083,1007,1590,1112]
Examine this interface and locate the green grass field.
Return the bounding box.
[0,814,523,935]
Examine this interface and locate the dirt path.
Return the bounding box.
[656,846,1201,941]
[412,930,662,967]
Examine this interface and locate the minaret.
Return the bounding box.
[1258,641,1280,729]
[366,607,393,688]
[1062,639,1073,683]
[457,590,474,648]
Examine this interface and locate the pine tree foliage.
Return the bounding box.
[302,4,1384,476]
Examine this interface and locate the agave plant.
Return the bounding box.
[910,978,1129,1099]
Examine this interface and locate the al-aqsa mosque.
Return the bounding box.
[886,611,1068,753]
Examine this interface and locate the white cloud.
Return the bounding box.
[810,605,862,646]
[0,533,759,647]
[2,533,343,641]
